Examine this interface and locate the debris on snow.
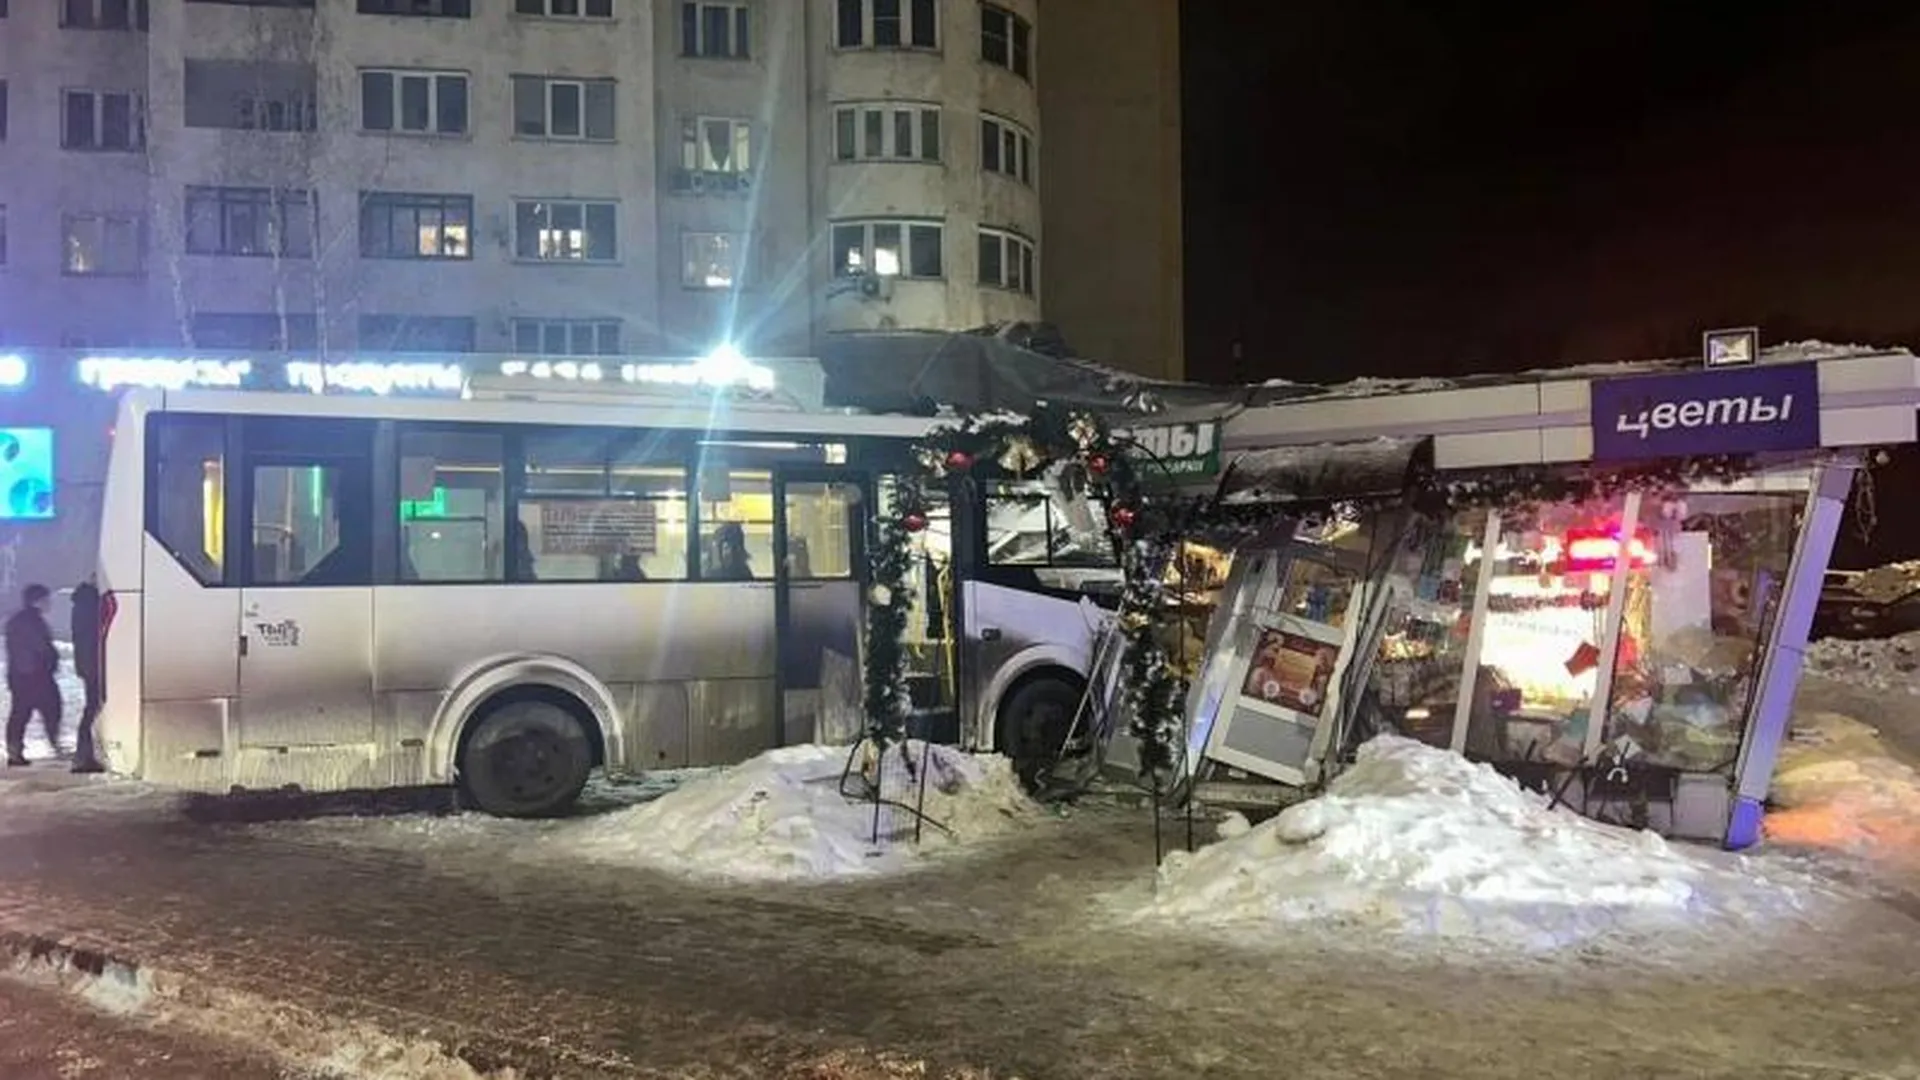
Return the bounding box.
[1804,633,1920,695]
[1846,560,1920,604]
[555,742,1039,883]
[1130,737,1814,949]
[1768,711,1920,871]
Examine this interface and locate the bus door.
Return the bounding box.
[235,418,377,767]
[772,468,869,747]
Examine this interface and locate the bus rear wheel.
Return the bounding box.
[460,698,593,818]
[1000,677,1083,794]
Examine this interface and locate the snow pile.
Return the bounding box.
[1804,632,1920,694]
[1134,737,1799,948]
[1849,561,1920,604]
[554,742,1039,882]
[1767,711,1920,871]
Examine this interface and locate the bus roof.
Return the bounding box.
[132,386,943,442]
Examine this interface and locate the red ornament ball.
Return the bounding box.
[1109,505,1137,530]
[1086,452,1110,475]
[944,449,974,471]
[902,511,929,533]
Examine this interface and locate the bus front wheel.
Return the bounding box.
[459,698,593,818]
[1000,677,1083,794]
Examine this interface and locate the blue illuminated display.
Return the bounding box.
[0,428,55,521]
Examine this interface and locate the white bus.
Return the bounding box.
[93,380,1122,814]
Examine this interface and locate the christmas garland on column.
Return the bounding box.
[862,403,1187,781]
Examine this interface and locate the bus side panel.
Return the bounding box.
[95,590,143,776]
[96,391,158,778]
[97,392,157,598]
[960,581,1102,750]
[372,581,779,777]
[138,535,240,792]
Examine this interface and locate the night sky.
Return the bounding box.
[1181,2,1920,388]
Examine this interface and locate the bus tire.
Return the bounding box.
[999,676,1082,793]
[459,697,593,818]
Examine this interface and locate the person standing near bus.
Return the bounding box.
[69,577,105,773]
[4,584,61,767]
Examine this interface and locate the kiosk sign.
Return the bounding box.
[1590,363,1820,460]
[1115,420,1221,483]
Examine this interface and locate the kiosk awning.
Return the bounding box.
[1215,436,1434,507]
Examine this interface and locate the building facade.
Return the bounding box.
[0,0,1061,359]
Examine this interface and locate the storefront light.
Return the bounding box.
[498,359,605,381]
[0,355,27,390]
[286,361,465,396]
[78,356,252,391]
[1562,530,1656,572]
[624,346,775,393]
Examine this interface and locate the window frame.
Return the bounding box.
[510,427,694,584]
[512,75,617,142]
[239,416,378,590]
[681,231,746,290]
[61,0,149,30]
[511,318,623,356]
[836,0,938,50]
[680,1,750,60]
[514,0,614,17]
[357,0,470,15]
[979,3,1031,80]
[61,88,145,151]
[357,314,478,353]
[145,413,230,588]
[359,68,470,136]
[976,227,1035,296]
[358,191,474,261]
[983,479,1118,570]
[61,212,145,276]
[680,115,753,174]
[185,186,316,259]
[829,219,944,280]
[832,102,941,163]
[979,112,1034,186]
[396,424,507,585]
[512,198,620,263]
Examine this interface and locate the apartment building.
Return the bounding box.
[0,0,1096,362]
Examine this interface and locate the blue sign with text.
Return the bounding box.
[1589,363,1821,461]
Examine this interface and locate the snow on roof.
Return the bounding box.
[1258,341,1911,405]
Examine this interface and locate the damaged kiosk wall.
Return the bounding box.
[1160,345,1920,850]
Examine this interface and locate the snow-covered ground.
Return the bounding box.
[1769,709,1920,874]
[260,741,1041,884]
[1804,631,1920,694]
[1119,736,1834,952]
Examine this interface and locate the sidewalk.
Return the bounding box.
[4,782,1920,1079]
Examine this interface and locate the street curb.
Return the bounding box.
[0,926,609,1079]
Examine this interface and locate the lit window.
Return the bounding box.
[830,220,942,279]
[513,199,618,262]
[359,192,471,259]
[682,232,743,289]
[680,116,752,173]
[62,213,143,275]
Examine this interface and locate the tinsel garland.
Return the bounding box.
[861,402,1189,782]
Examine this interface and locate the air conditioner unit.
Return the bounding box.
[689,170,709,195]
[859,272,894,301]
[732,171,753,194]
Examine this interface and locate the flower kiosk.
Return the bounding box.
[1168,344,1920,849]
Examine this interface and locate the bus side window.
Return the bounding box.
[242,417,374,589]
[398,427,505,584]
[148,414,227,586]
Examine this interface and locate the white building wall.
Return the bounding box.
[2,0,1053,359]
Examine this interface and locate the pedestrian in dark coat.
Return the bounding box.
[69,578,104,773]
[5,584,60,766]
